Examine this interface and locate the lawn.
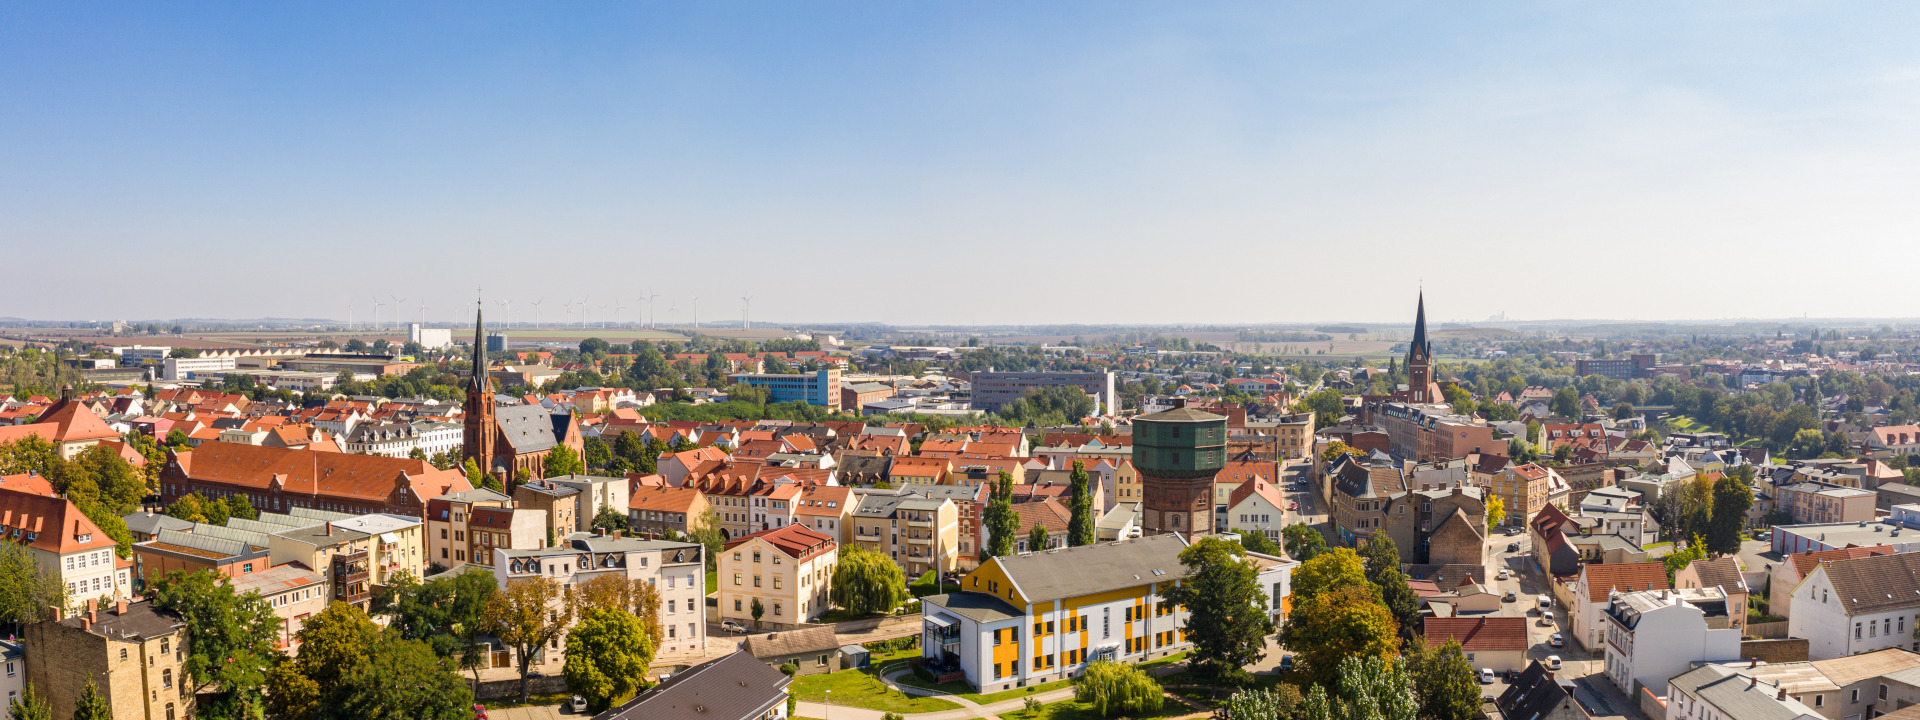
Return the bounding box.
[897,651,1190,706]
[816,606,888,624]
[788,668,963,714]
[1008,697,1192,720]
[705,571,716,595]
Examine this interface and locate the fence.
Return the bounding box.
[1746,621,1790,639]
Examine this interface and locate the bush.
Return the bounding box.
[1075,660,1164,718]
[780,662,799,676]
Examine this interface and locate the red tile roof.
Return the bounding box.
[723,523,836,562]
[0,486,118,554]
[172,443,469,507]
[628,485,704,514]
[1582,562,1670,602]
[1424,617,1529,651]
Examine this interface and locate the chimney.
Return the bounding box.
[86,598,97,625]
[325,522,333,536]
[82,616,91,632]
[1749,658,1759,668]
[1750,677,1758,689]
[593,527,605,537]
[116,599,127,616]
[1778,688,1787,701]
[611,530,623,539]
[47,606,62,622]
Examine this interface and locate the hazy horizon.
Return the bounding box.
[7,4,1919,325]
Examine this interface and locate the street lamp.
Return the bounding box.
[824,690,830,720]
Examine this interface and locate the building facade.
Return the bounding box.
[1134,402,1227,538]
[969,372,1118,416]
[729,369,843,408]
[719,524,838,630]
[25,600,190,720]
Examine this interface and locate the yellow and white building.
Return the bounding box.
[919,534,1294,693]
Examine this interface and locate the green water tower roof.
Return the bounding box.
[1135,407,1226,423]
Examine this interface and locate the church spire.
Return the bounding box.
[1408,289,1429,367]
[470,298,486,391]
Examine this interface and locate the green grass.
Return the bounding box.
[705,571,716,594]
[970,678,1077,705]
[898,651,1191,706]
[1013,697,1192,720]
[1644,541,1673,550]
[817,606,889,624]
[788,668,963,713]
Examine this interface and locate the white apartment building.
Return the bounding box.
[413,420,463,458]
[1788,552,1920,659]
[1573,562,1670,651]
[163,356,237,381]
[0,488,131,610]
[1602,588,1742,695]
[546,474,631,529]
[495,534,708,660]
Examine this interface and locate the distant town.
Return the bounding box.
[3,294,1920,720]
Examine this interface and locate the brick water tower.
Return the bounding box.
[1133,399,1227,538]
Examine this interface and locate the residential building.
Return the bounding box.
[1265,411,1317,460]
[1866,426,1920,459]
[1601,588,1742,695]
[1674,556,1751,634]
[461,505,546,569]
[1769,547,1895,620]
[1499,662,1591,720]
[791,484,854,546]
[229,564,327,653]
[26,599,190,720]
[160,442,471,518]
[10,390,123,460]
[131,526,272,591]
[1330,456,1405,546]
[742,626,844,676]
[494,534,708,661]
[1424,617,1529,672]
[1575,355,1657,381]
[1777,483,1878,525]
[918,534,1295,693]
[1572,561,1670,651]
[850,493,959,576]
[513,478,581,542]
[590,649,792,720]
[970,372,1117,416]
[0,487,130,610]
[546,474,630,530]
[1381,486,1487,566]
[1225,476,1288,543]
[1666,663,1822,720]
[1770,521,1920,556]
[1788,552,1920,659]
[0,638,20,710]
[425,487,514,568]
[1491,463,1568,529]
[720,524,838,630]
[730,369,843,408]
[628,485,710,539]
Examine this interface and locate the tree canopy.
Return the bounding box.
[831,544,908,617]
[1161,537,1273,688]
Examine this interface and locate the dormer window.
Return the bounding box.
[77,534,92,543]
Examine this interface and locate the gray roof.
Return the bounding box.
[435,487,512,503]
[1135,406,1225,423]
[922,592,1023,624]
[854,493,946,518]
[272,522,372,546]
[593,649,791,720]
[496,404,560,453]
[742,626,841,658]
[989,533,1189,603]
[123,511,193,536]
[1671,664,1820,720]
[898,485,978,502]
[56,600,183,640]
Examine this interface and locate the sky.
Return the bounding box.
[5,3,1920,327]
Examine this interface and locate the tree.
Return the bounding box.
[831,545,907,617]
[1663,534,1709,585]
[6,683,50,720]
[542,444,585,478]
[1318,441,1365,465]
[0,540,67,632]
[223,493,258,521]
[1066,461,1095,547]
[1221,685,1303,720]
[750,598,765,629]
[1281,585,1398,687]
[982,470,1018,558]
[1027,523,1050,552]
[69,676,111,720]
[1407,639,1480,720]
[1074,660,1164,718]
[582,436,612,469]
[1360,535,1422,642]
[1612,402,1636,420]
[1297,390,1345,423]
[1290,548,1370,602]
[575,574,664,650]
[592,504,628,532]
[483,576,575,703]
[374,568,497,659]
[1161,537,1273,690]
[1707,468,1755,556]
[1485,494,1505,530]
[564,608,655,712]
[1551,386,1580,419]
[1299,656,1416,720]
[1281,523,1325,562]
[1235,529,1283,557]
[148,569,281,718]
[687,507,724,570]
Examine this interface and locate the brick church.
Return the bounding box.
[463,302,582,482]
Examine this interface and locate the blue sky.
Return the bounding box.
[5,3,1919,326]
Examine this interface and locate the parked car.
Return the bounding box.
[1505,526,1523,536]
[1289,502,1299,511]
[1506,542,1520,553]
[1479,668,1496,684]
[1540,610,1555,626]
[1550,633,1565,648]
[721,620,747,634]
[570,696,588,713]
[1546,656,1563,670]
[473,704,489,720]
[1498,569,1511,580]
[1504,590,1517,602]
[1280,655,1294,671]
[1537,595,1551,609]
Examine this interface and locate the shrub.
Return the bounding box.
[779,662,799,676]
[1075,660,1163,718]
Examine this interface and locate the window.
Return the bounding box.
[120,649,128,660]
[734,599,742,611]
[161,638,171,655]
[163,669,173,689]
[818,654,829,667]
[994,663,1003,680]
[1852,689,1860,703]
[733,573,741,586]
[994,629,1003,646]
[1815,695,1824,708]
[1883,684,1891,701]
[754,576,761,587]
[1103,608,1111,638]
[1858,623,1864,639]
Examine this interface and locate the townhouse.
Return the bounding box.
[494,533,709,661]
[26,599,191,720]
[1788,552,1920,659]
[1601,588,1742,695]
[1572,561,1670,651]
[850,493,960,577]
[0,487,131,610]
[719,524,838,630]
[628,485,710,539]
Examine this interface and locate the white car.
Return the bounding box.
[1479,668,1496,684]
[1537,594,1551,609]
[1546,656,1562,671]
[721,620,747,634]
[1498,569,1511,580]
[570,695,588,713]
[1540,610,1555,626]
[1550,633,1565,648]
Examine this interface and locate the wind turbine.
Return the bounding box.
[599,302,612,328]
[529,297,545,329]
[561,299,574,326]
[614,301,626,326]
[741,296,753,329]
[418,299,430,327]
[580,294,591,327]
[648,289,662,328]
[391,295,408,331]
[370,295,384,331]
[496,298,511,327]
[347,303,354,331]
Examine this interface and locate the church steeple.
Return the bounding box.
[470,299,486,391]
[1408,289,1429,367]
[1405,290,1433,403]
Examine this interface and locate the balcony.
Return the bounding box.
[908,536,933,546]
[907,519,934,529]
[855,532,883,543]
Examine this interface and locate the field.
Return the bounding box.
[0,323,826,349]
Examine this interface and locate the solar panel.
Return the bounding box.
[191,523,270,549]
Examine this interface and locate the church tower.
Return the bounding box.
[462,301,498,475]
[1133,399,1227,538]
[1406,291,1433,403]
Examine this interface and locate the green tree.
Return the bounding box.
[1612,402,1636,420]
[1360,535,1421,642]
[1301,656,1417,720]
[1663,534,1709,585]
[1281,523,1325,562]
[148,569,281,719]
[830,545,908,617]
[1290,548,1369,602]
[574,575,664,650]
[1161,537,1274,690]
[374,568,497,658]
[222,493,258,521]
[1235,529,1283,556]
[69,676,111,720]
[542,444,585,478]
[336,633,475,720]
[983,471,1018,558]
[750,598,765,629]
[582,436,612,469]
[482,576,575,702]
[1066,461,1095,547]
[463,457,502,493]
[6,683,50,720]
[592,505,628,532]
[1297,390,1344,423]
[1407,639,1480,720]
[0,540,68,631]
[1074,660,1164,718]
[564,608,655,712]
[1221,685,1303,720]
[1281,585,1398,687]
[1707,468,1755,556]
[1027,523,1050,552]
[1551,386,1580,419]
